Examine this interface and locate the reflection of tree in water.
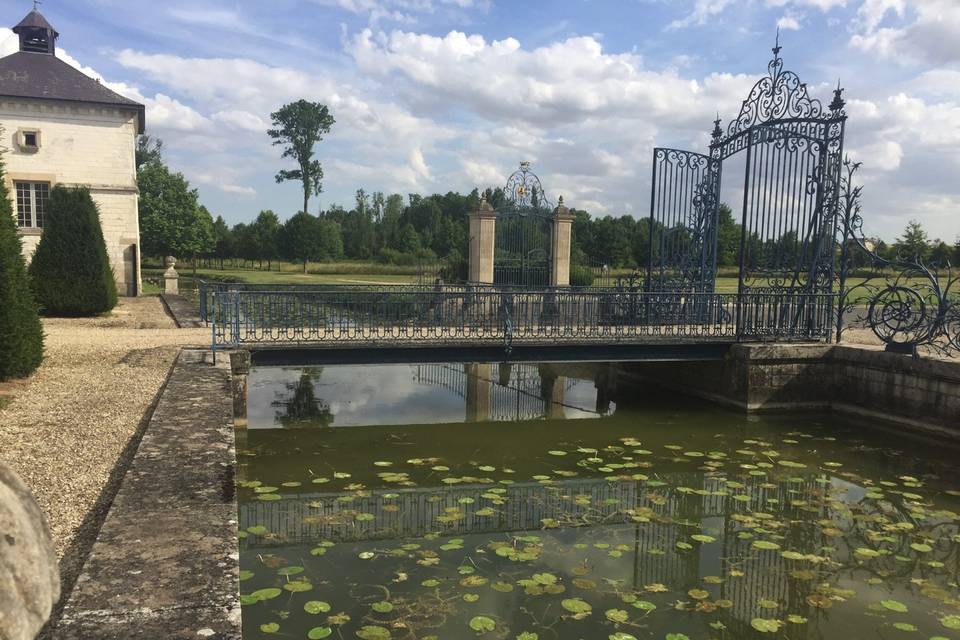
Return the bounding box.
[272,368,334,428]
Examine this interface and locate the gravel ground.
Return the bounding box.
[0,297,207,585]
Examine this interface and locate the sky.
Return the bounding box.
[0,0,958,242]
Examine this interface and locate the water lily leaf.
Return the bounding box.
[305,601,331,614]
[533,573,557,585]
[609,634,638,640]
[752,540,781,551]
[691,534,715,543]
[881,600,908,613]
[468,616,496,632]
[632,600,656,612]
[787,615,807,624]
[463,593,480,602]
[940,615,960,629]
[491,581,514,592]
[605,609,629,623]
[283,579,312,593]
[250,588,282,601]
[516,633,538,640]
[372,601,394,613]
[259,622,280,634]
[665,634,690,640]
[238,569,254,581]
[910,542,932,553]
[277,565,304,576]
[421,579,440,587]
[246,525,268,535]
[751,618,783,633]
[356,625,391,640]
[687,589,709,600]
[308,628,333,639]
[892,622,916,631]
[561,598,592,614]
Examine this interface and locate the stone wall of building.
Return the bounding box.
[624,344,960,435]
[1,98,140,295]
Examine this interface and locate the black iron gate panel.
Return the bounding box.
[647,148,721,294]
[494,162,554,288]
[494,211,552,287]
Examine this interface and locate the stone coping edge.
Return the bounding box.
[54,349,241,639]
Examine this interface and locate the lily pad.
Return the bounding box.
[468,616,496,632]
[304,601,331,614]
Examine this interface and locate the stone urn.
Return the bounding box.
[0,462,60,640]
[163,256,179,295]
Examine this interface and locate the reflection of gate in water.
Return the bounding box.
[413,363,584,422]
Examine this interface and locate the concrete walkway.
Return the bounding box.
[54,349,240,639]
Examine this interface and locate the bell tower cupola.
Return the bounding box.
[13,6,59,55]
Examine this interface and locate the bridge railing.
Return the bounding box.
[209,287,835,351]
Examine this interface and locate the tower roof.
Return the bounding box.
[13,8,59,38]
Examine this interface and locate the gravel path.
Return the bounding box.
[0,297,207,585]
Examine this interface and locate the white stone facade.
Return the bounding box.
[2,97,141,296]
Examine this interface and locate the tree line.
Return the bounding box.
[136,98,958,274]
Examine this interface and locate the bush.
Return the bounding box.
[0,169,44,380]
[29,186,117,316]
[570,265,595,287]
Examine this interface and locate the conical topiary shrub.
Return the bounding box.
[29,186,117,316]
[0,166,44,380]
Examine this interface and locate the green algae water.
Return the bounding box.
[236,362,960,640]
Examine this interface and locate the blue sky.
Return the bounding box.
[1,0,958,241]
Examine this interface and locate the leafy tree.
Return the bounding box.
[211,215,233,268]
[280,211,342,272]
[138,161,213,259]
[0,161,43,380]
[930,240,952,267]
[29,186,117,316]
[251,210,281,269]
[135,134,163,169]
[895,219,930,261]
[397,223,421,254]
[716,204,741,267]
[268,100,335,214]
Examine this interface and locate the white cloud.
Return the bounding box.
[777,14,802,30]
[849,0,960,65]
[667,0,735,30]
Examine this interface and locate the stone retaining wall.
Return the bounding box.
[625,344,960,435]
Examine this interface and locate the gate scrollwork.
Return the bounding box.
[836,159,959,356]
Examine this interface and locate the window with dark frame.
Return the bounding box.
[14,181,50,228]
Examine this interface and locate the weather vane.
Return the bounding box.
[33,0,42,9]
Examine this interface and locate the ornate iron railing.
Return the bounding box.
[835,159,960,357]
[209,286,835,353]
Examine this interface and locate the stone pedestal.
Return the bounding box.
[551,196,575,287]
[163,256,179,295]
[469,197,497,284]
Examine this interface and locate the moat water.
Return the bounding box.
[235,361,960,640]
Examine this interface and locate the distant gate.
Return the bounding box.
[494,163,553,287]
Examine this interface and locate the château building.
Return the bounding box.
[0,8,145,295]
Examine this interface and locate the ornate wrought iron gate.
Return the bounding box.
[647,149,721,293]
[494,163,553,287]
[647,39,846,339]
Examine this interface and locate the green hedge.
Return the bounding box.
[0,169,43,380]
[570,265,595,287]
[29,186,117,316]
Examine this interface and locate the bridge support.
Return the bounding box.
[469,197,496,284]
[464,362,492,422]
[550,196,574,287]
